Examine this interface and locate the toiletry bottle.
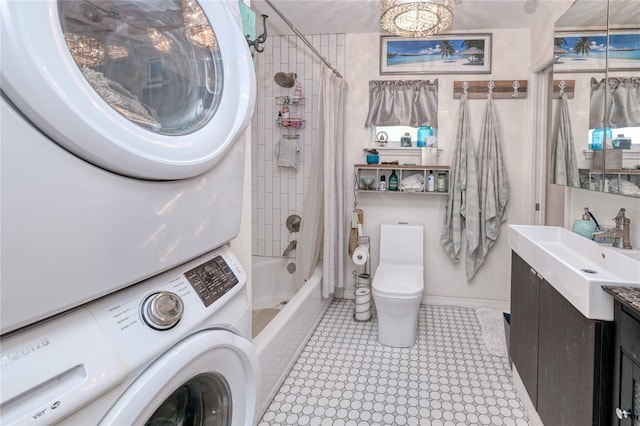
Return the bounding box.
[437,173,447,192]
[294,81,303,99]
[571,207,596,240]
[281,105,290,127]
[378,175,386,191]
[388,170,398,191]
[276,111,283,127]
[427,170,435,192]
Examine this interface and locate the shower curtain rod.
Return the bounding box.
[263,0,343,79]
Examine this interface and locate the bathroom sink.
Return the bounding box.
[508,225,640,321]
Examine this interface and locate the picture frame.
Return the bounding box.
[553,30,640,73]
[380,33,492,75]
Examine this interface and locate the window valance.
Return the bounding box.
[365,80,438,128]
[590,77,640,129]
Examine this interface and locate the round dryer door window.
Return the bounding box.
[146,373,231,426]
[0,0,255,180]
[99,330,260,425]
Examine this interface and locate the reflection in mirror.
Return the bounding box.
[550,0,640,198]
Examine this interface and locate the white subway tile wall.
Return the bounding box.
[252,34,346,257]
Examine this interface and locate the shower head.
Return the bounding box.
[274,72,297,88]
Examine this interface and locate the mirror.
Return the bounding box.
[550,0,640,198]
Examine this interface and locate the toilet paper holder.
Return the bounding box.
[353,236,372,322]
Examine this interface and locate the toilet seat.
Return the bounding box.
[372,265,424,297]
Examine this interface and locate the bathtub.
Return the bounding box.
[252,256,331,417]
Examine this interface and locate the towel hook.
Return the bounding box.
[512,80,520,98]
[487,81,495,97]
[559,80,566,97]
[462,81,469,96]
[246,15,269,53]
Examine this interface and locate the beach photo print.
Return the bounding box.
[380,34,491,75]
[554,30,640,72]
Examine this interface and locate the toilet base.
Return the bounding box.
[373,293,422,347]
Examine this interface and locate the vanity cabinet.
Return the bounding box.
[510,253,541,407]
[354,164,450,194]
[604,288,640,426]
[510,252,613,425]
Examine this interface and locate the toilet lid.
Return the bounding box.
[372,265,424,296]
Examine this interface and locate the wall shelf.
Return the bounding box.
[355,164,450,194]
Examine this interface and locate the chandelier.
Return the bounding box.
[65,33,129,67]
[380,0,454,38]
[182,0,218,50]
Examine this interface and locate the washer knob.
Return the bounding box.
[142,292,184,330]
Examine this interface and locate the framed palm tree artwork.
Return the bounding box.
[380,34,492,75]
[553,30,640,72]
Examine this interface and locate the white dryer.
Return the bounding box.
[0,246,260,425]
[0,0,256,334]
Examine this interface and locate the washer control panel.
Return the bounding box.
[184,255,239,307]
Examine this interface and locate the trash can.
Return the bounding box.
[503,313,512,368]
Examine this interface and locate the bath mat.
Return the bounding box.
[475,308,508,357]
[252,308,280,338]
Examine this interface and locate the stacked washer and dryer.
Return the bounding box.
[1,0,259,424]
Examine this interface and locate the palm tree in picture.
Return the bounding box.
[554,37,568,63]
[462,39,484,51]
[574,37,592,58]
[440,40,456,60]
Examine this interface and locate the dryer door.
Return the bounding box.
[100,329,260,425]
[0,0,255,180]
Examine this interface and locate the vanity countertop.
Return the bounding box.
[602,285,640,316]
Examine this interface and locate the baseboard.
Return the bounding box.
[341,290,510,312]
[422,295,511,312]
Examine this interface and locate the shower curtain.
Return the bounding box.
[297,67,348,298]
[551,92,579,187]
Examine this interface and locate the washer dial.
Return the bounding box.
[141,292,184,330]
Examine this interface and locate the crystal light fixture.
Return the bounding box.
[65,33,104,67]
[147,28,173,53]
[380,0,454,38]
[182,0,218,50]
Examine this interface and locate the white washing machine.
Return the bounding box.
[0,245,260,425]
[0,0,256,334]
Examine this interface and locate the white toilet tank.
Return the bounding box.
[379,223,424,266]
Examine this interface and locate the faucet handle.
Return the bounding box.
[614,208,630,224]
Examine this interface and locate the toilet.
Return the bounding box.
[372,223,424,347]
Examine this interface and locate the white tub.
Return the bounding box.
[252,256,331,418]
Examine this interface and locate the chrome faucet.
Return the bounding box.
[282,240,297,256]
[594,208,632,249]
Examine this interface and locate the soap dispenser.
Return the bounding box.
[572,207,597,240]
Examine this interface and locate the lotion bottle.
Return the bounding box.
[427,170,435,192]
[571,207,596,240]
[378,175,386,191]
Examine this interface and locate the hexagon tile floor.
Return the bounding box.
[258,300,529,426]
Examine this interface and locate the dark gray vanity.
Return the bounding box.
[511,252,614,425]
[603,286,640,426]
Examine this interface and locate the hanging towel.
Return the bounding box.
[551,93,579,187]
[472,94,510,279]
[441,94,481,280]
[276,137,298,169]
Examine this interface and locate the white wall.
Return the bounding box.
[567,188,640,248]
[343,29,533,306]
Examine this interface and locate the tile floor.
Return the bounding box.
[258,300,529,426]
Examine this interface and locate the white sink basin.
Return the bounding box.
[508,225,640,321]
